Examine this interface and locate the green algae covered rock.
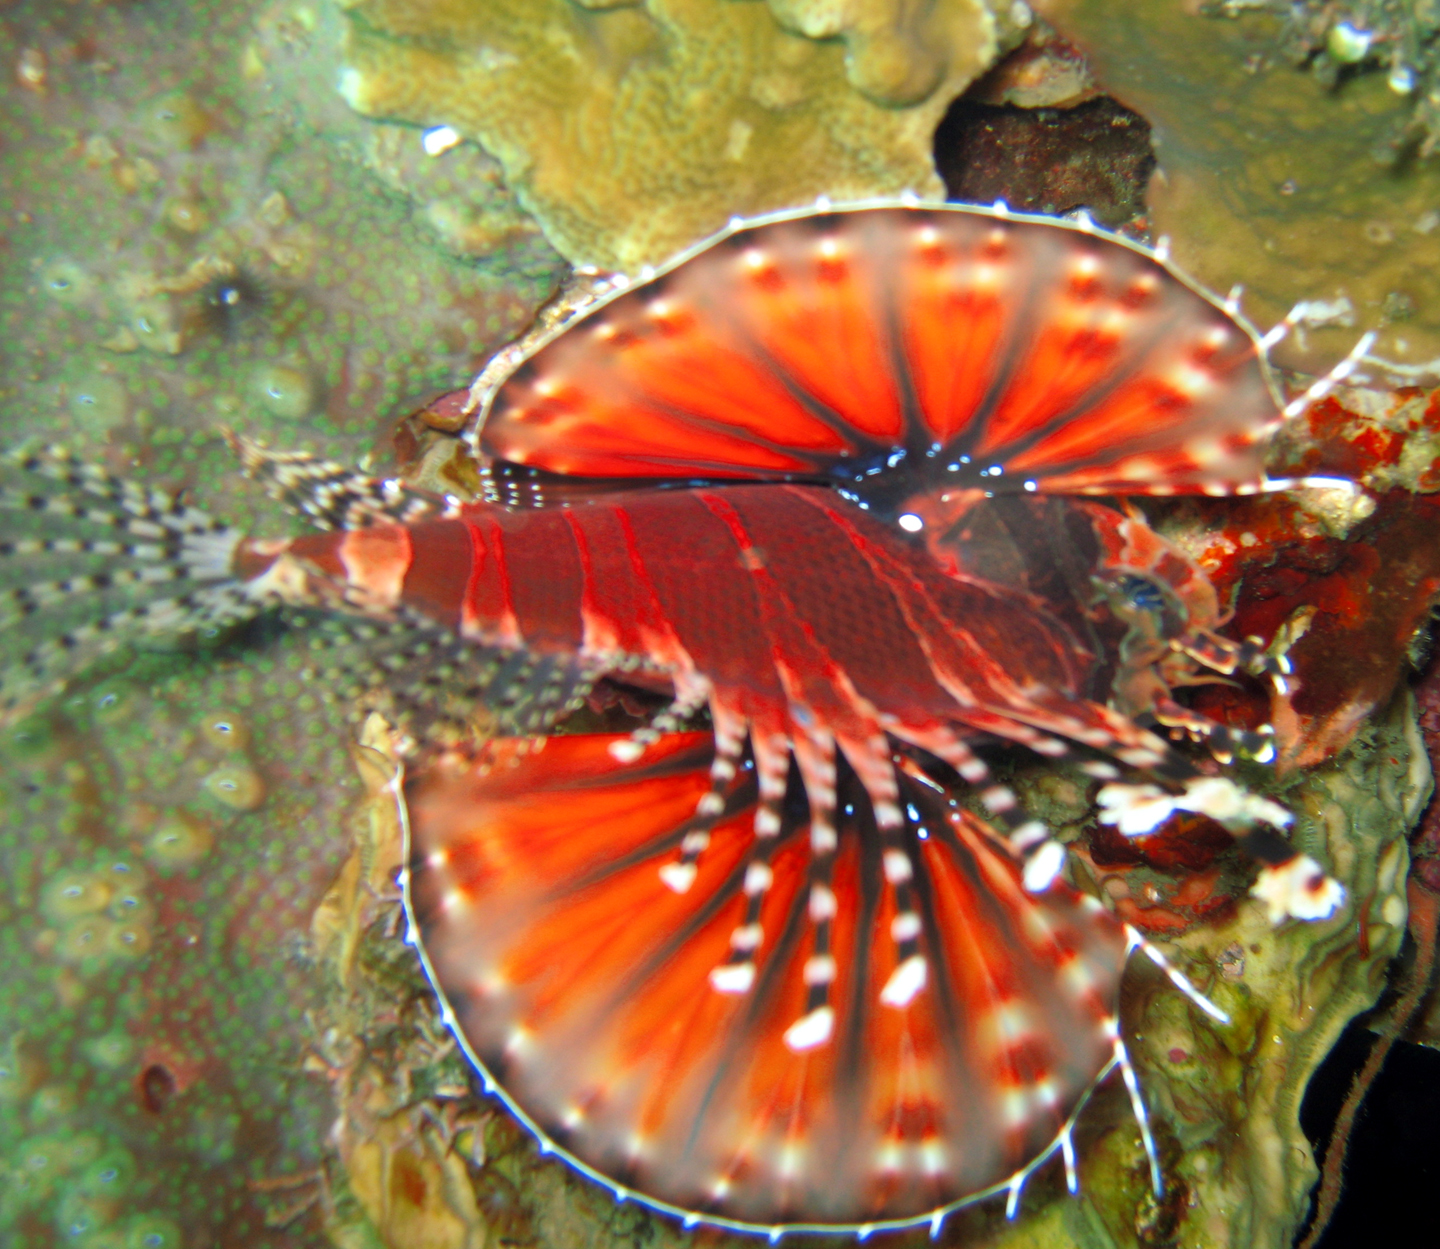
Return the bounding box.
[1040,0,1440,381]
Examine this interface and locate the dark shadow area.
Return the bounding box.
[1297,1022,1440,1246]
[933,95,1155,231]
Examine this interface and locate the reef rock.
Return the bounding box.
[1073,692,1427,1249]
[336,0,1030,271]
[1038,0,1440,380]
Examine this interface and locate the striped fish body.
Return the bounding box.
[252,483,1104,752]
[387,201,1326,1231]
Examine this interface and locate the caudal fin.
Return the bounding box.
[0,446,254,721]
[0,444,599,742]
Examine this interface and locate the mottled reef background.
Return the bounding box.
[2,3,1440,1249]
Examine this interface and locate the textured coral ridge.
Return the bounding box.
[0,650,359,1249]
[1091,695,1423,1249]
[1155,384,1440,774]
[336,0,1030,271]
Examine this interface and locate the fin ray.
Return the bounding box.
[481,205,1279,498]
[406,729,1130,1226]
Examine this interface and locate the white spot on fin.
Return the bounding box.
[710,962,755,994]
[784,1006,834,1051]
[880,954,927,1007]
[659,862,696,893]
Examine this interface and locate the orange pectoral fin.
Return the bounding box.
[406,731,1134,1229]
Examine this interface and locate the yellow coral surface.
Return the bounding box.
[337,0,1028,271]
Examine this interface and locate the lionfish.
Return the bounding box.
[1,202,1348,1237]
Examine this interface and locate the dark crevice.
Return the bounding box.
[1296,1023,1440,1246]
[934,95,1156,232]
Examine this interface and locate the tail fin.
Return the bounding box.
[0,446,254,721]
[0,444,598,742]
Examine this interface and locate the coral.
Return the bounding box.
[1038,0,1440,379]
[1297,874,1439,1248]
[0,639,362,1247]
[1271,382,1440,493]
[931,17,1156,230]
[983,692,1427,1249]
[966,17,1098,108]
[1159,487,1440,769]
[1048,378,1440,1245]
[297,719,495,1248]
[1129,721,1415,1248]
[335,0,1031,271]
[0,0,566,492]
[934,93,1154,229]
[1110,384,1440,772]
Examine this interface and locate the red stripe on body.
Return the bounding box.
[283,531,350,583]
[787,491,1170,756]
[460,513,522,648]
[784,490,1082,708]
[608,492,787,717]
[562,504,691,671]
[561,509,614,655]
[398,518,475,628]
[693,488,888,742]
[490,509,586,650]
[704,487,1000,728]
